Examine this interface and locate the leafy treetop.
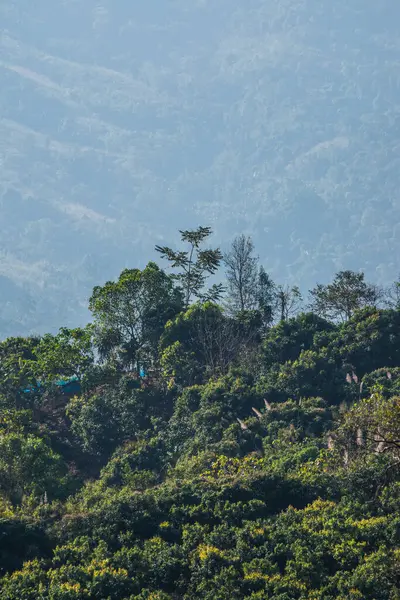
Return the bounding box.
[156,226,224,308]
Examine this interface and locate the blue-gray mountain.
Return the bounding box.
[0,0,399,336]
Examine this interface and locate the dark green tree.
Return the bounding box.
[89,262,183,374]
[33,327,93,381]
[262,312,334,367]
[160,303,262,387]
[156,226,224,308]
[67,378,171,458]
[327,307,400,377]
[160,303,236,387]
[309,270,382,322]
[0,432,69,503]
[0,337,40,410]
[257,266,275,330]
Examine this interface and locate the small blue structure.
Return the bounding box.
[56,376,81,395]
[23,375,81,397]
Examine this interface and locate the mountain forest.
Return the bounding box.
[0,227,399,599]
[1,0,400,336]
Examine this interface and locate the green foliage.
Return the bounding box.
[33,327,94,381]
[156,227,224,308]
[257,266,276,330]
[99,437,166,489]
[361,367,400,398]
[0,337,40,409]
[1,251,400,599]
[263,312,334,367]
[160,303,261,388]
[67,379,171,459]
[160,303,233,387]
[337,392,400,462]
[0,432,69,503]
[3,0,400,346]
[89,262,182,371]
[261,347,346,405]
[309,270,382,322]
[327,307,400,377]
[0,517,51,578]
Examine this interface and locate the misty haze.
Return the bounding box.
[1,0,399,336]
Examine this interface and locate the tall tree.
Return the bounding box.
[155,226,223,308]
[89,262,183,374]
[257,266,275,329]
[274,284,303,321]
[309,270,381,322]
[223,234,259,313]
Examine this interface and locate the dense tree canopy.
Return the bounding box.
[89,262,183,374]
[0,230,400,599]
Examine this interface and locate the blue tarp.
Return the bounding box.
[23,375,81,395]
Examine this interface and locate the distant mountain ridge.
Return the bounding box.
[1,0,399,336]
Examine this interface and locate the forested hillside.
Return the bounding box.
[0,230,399,599]
[1,0,400,335]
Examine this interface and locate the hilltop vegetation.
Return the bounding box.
[1,0,400,334]
[0,229,400,599]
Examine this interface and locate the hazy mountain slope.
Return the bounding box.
[1,0,400,335]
